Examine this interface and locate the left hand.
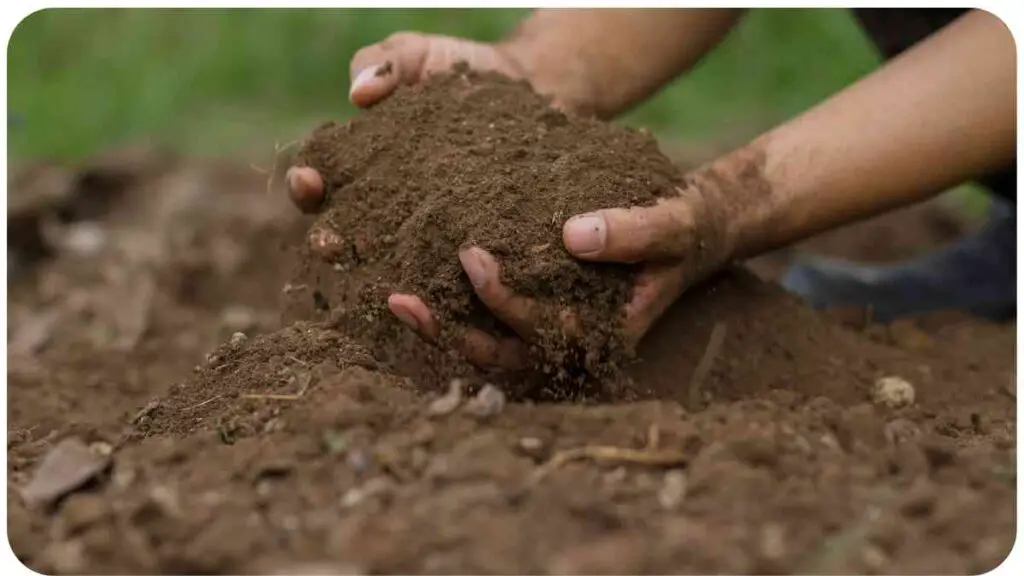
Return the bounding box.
[287,166,730,370]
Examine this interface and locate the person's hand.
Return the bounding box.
[291,153,727,371]
[349,32,529,109]
[383,186,725,370]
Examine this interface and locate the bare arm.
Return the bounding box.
[501,8,746,118]
[709,9,1016,261]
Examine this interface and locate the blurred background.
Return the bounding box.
[7,8,985,212]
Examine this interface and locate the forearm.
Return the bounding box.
[499,8,745,118]
[694,9,1016,262]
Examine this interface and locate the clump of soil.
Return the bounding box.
[134,322,382,441]
[293,63,683,390]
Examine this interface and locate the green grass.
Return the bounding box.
[8,8,884,161]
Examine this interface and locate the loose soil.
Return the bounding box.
[292,65,682,391]
[6,90,1016,573]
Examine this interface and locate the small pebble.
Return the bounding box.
[657,470,688,510]
[518,437,543,452]
[22,437,111,509]
[63,223,106,256]
[873,376,916,409]
[229,331,248,346]
[341,476,394,508]
[427,379,464,417]
[88,441,113,457]
[463,383,506,419]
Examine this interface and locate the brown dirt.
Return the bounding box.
[7,121,1015,572]
[292,65,683,390]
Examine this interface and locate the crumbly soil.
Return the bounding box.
[6,136,1015,572]
[292,65,682,390]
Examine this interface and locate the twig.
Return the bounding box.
[183,394,223,412]
[250,139,301,196]
[529,445,688,485]
[687,322,727,411]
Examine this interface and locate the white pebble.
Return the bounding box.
[427,379,464,417]
[464,383,506,419]
[657,470,687,510]
[873,376,916,409]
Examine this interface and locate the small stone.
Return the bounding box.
[427,379,464,417]
[341,476,395,508]
[230,331,248,346]
[518,437,544,454]
[657,470,688,510]
[88,441,113,457]
[873,376,916,409]
[63,222,106,256]
[463,383,506,419]
[22,437,111,509]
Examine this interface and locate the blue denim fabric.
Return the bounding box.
[780,199,1016,323]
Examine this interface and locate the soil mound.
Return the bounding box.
[134,322,382,440]
[293,64,682,387]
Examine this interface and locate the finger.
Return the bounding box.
[388,293,527,370]
[459,329,529,371]
[562,195,699,264]
[388,293,440,341]
[285,166,325,213]
[623,264,686,342]
[349,33,429,107]
[459,246,566,342]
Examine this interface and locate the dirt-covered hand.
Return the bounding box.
[388,189,723,371]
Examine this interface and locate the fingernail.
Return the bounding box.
[459,248,488,289]
[349,65,380,98]
[391,306,420,331]
[563,214,606,255]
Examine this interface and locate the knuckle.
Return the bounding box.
[381,31,421,49]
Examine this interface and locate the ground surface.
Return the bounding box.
[6,141,1016,575]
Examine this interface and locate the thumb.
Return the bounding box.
[562,194,701,264]
[349,33,429,107]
